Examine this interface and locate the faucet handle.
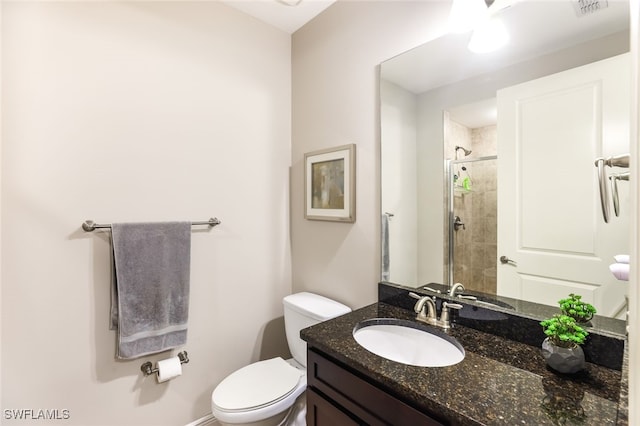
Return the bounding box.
[439,302,463,330]
[408,292,421,300]
[458,295,477,300]
[409,292,426,314]
[443,302,463,310]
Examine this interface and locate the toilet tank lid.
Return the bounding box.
[283,292,351,321]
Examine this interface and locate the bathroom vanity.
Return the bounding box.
[301,294,627,425]
[307,346,443,425]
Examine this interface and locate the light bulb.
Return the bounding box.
[467,16,509,53]
[448,0,489,34]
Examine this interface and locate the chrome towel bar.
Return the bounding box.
[82,218,221,232]
[610,171,630,217]
[594,154,630,223]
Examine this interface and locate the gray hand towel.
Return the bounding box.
[111,222,191,359]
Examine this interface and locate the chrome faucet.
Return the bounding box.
[449,282,465,296]
[409,292,463,329]
[411,293,437,323]
[449,282,477,300]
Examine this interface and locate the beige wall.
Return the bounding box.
[1,2,291,424]
[291,0,451,309]
[380,80,418,285]
[6,1,636,425]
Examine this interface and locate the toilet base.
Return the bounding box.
[216,410,288,426]
[280,392,306,426]
[216,392,306,426]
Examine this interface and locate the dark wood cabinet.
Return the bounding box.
[307,388,361,426]
[306,348,445,426]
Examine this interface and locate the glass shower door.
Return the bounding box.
[447,156,498,294]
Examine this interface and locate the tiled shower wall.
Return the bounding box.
[444,117,497,294]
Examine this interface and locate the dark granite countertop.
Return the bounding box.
[301,302,624,426]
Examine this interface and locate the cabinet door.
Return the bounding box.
[307,388,361,426]
[307,348,445,426]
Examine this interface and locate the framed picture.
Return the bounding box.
[304,144,356,222]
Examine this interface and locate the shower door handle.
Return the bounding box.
[499,256,517,266]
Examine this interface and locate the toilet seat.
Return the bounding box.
[212,357,306,424]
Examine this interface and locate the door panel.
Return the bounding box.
[497,53,630,317]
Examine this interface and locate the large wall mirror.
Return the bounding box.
[380,1,631,326]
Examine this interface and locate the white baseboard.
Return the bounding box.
[185,413,218,426]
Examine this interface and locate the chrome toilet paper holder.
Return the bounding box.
[141,351,189,377]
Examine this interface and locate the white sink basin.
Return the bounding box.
[353,319,465,367]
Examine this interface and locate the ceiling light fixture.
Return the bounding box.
[448,0,512,53]
[447,0,489,33]
[467,15,509,53]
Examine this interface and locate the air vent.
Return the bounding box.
[574,0,609,16]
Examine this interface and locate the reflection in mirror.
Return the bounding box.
[380,1,631,325]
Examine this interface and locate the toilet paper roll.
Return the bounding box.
[156,356,182,383]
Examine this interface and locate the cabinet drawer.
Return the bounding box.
[307,348,445,426]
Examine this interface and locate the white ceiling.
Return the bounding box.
[382,1,629,95]
[221,0,336,33]
[382,1,630,128]
[223,1,629,127]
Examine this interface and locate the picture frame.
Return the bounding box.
[304,144,356,222]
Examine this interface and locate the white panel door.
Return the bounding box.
[497,53,630,317]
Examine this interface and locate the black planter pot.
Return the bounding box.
[541,338,585,374]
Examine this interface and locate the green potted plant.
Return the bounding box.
[558,293,596,323]
[540,314,588,374]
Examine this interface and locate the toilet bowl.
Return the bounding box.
[211,293,351,426]
[212,358,306,426]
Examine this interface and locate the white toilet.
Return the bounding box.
[211,292,351,426]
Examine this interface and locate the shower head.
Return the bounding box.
[455,146,472,156]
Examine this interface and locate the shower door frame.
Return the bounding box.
[446,155,498,287]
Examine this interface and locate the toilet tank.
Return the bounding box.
[283,292,351,367]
